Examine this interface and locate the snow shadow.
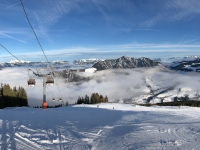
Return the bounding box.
[0,106,140,149]
[1,106,200,149]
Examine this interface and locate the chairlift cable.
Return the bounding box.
[19,0,51,71]
[20,0,63,99]
[0,44,32,71]
[0,43,59,99]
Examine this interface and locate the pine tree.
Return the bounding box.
[0,84,3,109]
[81,93,108,104]
[0,96,4,109]
[90,93,95,104]
[18,87,28,106]
[99,95,104,103]
[0,83,3,95]
[95,93,100,103]
[89,93,107,104]
[22,87,28,106]
[81,97,85,104]
[3,84,12,107]
[105,95,108,103]
[13,86,19,106]
[77,96,81,104]
[13,86,17,96]
[3,84,9,96]
[18,87,22,106]
[87,96,90,104]
[85,94,89,104]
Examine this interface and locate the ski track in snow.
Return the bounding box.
[0,104,200,150]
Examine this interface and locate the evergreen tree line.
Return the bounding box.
[0,83,28,109]
[142,100,200,107]
[156,100,200,107]
[76,93,108,104]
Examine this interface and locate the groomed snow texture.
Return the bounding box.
[0,103,200,150]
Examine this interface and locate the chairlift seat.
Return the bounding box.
[46,83,54,86]
[46,76,54,86]
[28,78,35,87]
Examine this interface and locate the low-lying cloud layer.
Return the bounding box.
[1,66,200,107]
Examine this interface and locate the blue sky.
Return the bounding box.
[1,0,200,62]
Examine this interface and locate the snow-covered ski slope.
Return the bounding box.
[0,103,200,150]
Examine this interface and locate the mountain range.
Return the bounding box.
[73,58,104,65]
[154,56,200,72]
[92,56,159,70]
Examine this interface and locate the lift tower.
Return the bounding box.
[28,69,54,109]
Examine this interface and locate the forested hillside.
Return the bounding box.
[0,83,28,108]
[76,93,109,104]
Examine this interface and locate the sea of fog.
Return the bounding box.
[1,65,200,107]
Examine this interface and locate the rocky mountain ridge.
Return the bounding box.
[168,58,200,72]
[55,70,90,83]
[73,58,104,65]
[92,56,159,70]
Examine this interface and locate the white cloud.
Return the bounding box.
[0,28,31,36]
[2,0,200,37]
[1,42,200,62]
[89,0,200,29]
[0,1,21,13]
[0,31,26,43]
[25,0,84,37]
[1,66,200,107]
[141,0,200,27]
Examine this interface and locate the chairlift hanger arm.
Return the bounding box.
[33,71,43,77]
[27,69,30,77]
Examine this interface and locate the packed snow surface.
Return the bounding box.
[0,103,200,150]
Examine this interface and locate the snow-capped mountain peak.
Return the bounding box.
[9,59,30,64]
[73,58,105,65]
